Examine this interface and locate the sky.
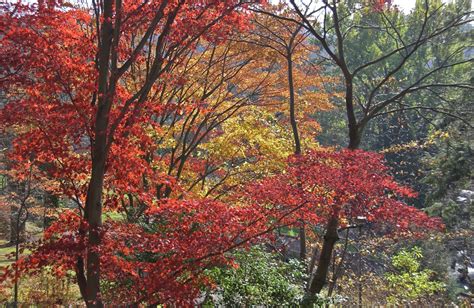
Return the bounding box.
[267,1,418,13]
[9,0,474,15]
[388,0,472,12]
[272,1,471,13]
[393,0,416,12]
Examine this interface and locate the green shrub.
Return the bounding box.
[204,245,307,306]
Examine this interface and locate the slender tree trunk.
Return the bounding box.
[307,73,364,298]
[83,77,109,307]
[82,0,114,305]
[308,245,318,277]
[306,75,360,297]
[327,228,349,296]
[308,215,339,295]
[298,224,306,261]
[84,155,106,307]
[12,167,31,308]
[10,205,25,245]
[13,210,21,308]
[357,225,363,308]
[76,257,88,302]
[345,78,361,150]
[287,54,306,261]
[287,55,301,155]
[13,228,20,307]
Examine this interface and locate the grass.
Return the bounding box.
[0,220,44,268]
[0,240,32,268]
[0,240,15,267]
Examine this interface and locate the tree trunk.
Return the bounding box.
[84,155,106,307]
[83,78,110,307]
[307,216,339,295]
[83,102,109,306]
[13,205,23,308]
[9,205,25,245]
[13,227,20,307]
[305,73,358,295]
[348,127,361,150]
[344,77,361,150]
[287,54,306,261]
[81,0,115,305]
[327,228,349,296]
[306,73,360,298]
[287,55,301,155]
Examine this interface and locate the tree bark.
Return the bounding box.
[287,55,301,155]
[83,0,114,305]
[84,156,106,307]
[305,62,359,301]
[9,205,25,245]
[327,228,349,296]
[307,215,339,295]
[76,256,88,302]
[344,77,361,150]
[287,54,306,261]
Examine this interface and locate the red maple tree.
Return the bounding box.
[244,148,444,295]
[1,1,265,305]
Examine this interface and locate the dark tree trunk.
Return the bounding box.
[13,207,23,307]
[348,128,361,150]
[344,77,361,150]
[306,75,358,297]
[287,54,306,261]
[327,228,350,296]
[287,55,301,156]
[307,216,339,295]
[76,257,88,302]
[84,155,106,307]
[9,205,25,245]
[82,0,114,306]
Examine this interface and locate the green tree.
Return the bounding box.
[385,247,445,304]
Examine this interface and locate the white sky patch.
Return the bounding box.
[393,0,416,12]
[270,0,472,13]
